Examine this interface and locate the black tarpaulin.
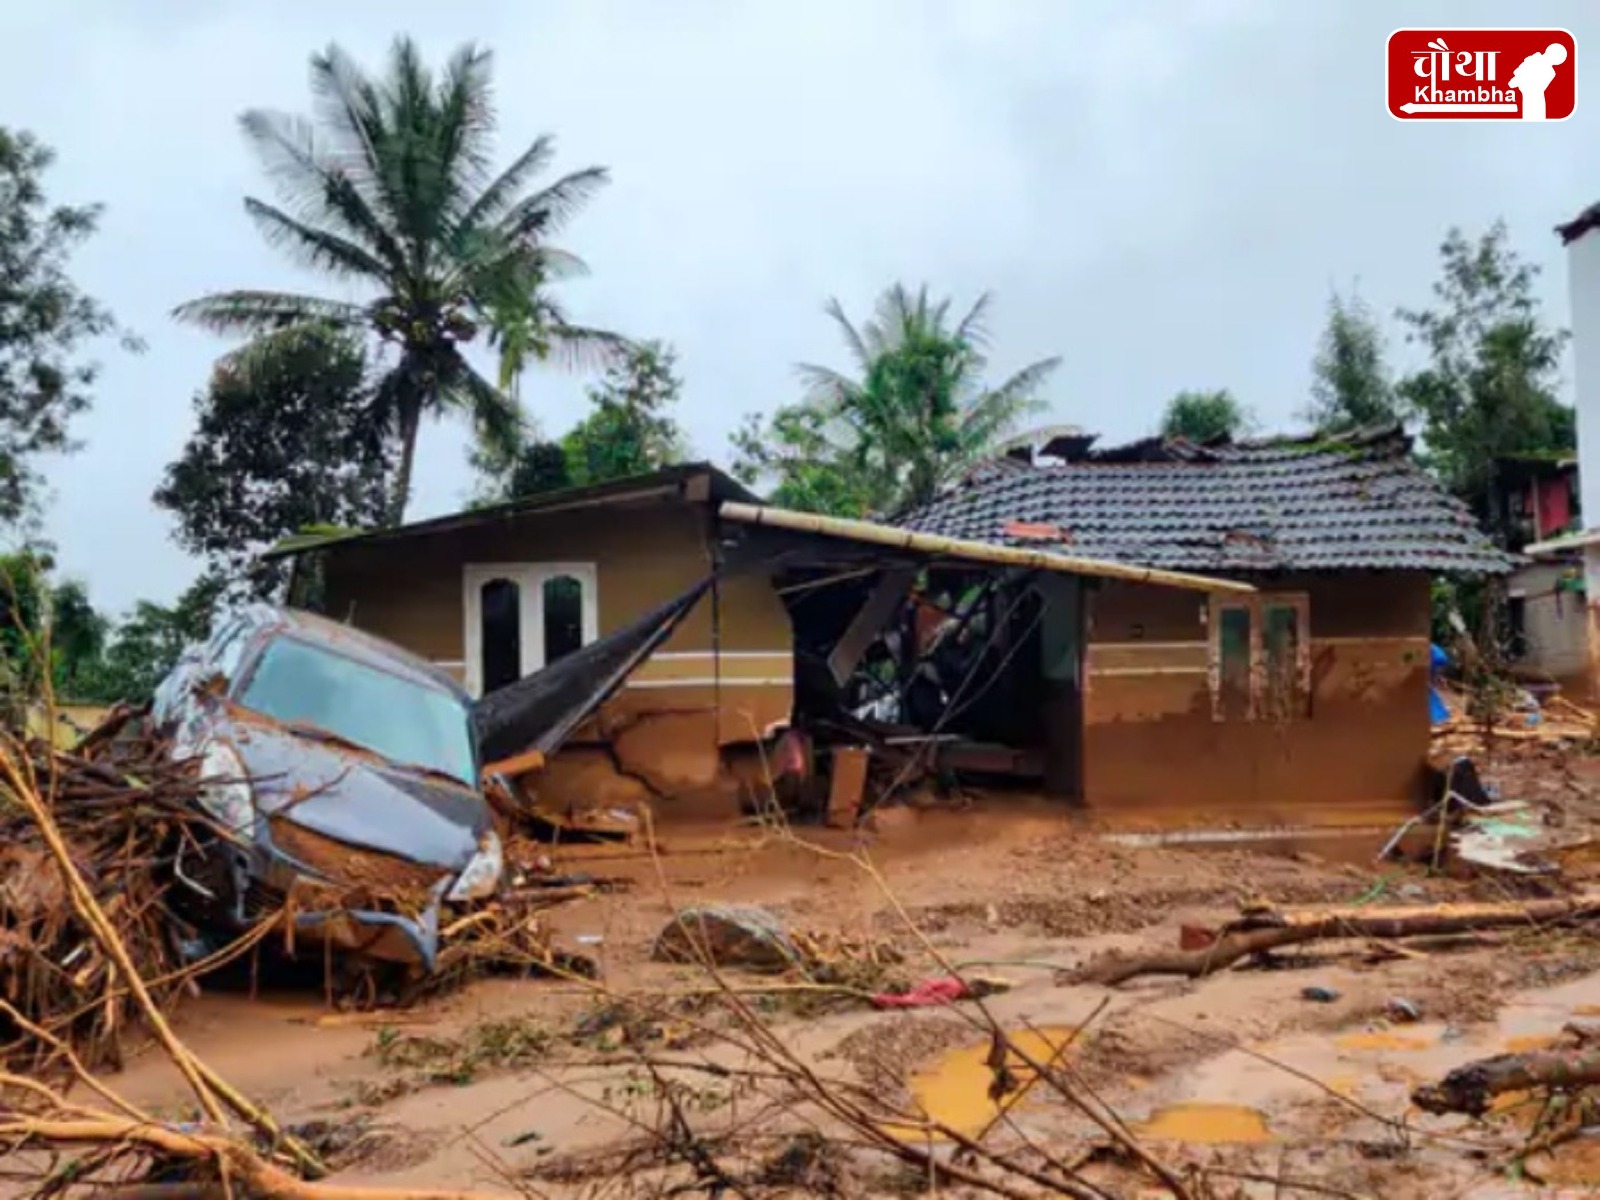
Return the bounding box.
[472,576,716,763]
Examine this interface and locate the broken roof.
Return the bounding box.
[263,463,757,559]
[893,425,1512,575]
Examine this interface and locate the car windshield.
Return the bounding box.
[238,634,476,786]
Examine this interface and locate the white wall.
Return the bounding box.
[1570,230,1600,527]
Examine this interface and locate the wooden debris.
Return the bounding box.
[0,716,235,1071]
[1067,894,1600,987]
[1414,1047,1600,1117]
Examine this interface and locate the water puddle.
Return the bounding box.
[1136,1102,1274,1144]
[1335,1030,1438,1053]
[885,1025,1080,1141]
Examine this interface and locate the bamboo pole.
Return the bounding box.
[718,501,1256,595]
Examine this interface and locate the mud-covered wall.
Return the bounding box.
[1082,572,1432,826]
[318,497,793,752]
[1509,562,1589,687]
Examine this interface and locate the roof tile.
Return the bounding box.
[896,427,1511,575]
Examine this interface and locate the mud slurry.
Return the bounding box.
[885,1024,1081,1140]
[92,806,1600,1196]
[1135,1102,1274,1144]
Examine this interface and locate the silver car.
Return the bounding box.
[152,604,504,970]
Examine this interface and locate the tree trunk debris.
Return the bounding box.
[1413,1048,1600,1117]
[1066,894,1600,987]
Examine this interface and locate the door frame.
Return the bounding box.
[462,562,599,697]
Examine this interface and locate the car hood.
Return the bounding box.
[228,721,488,872]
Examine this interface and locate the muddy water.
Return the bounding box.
[886,1025,1080,1140]
[1136,1102,1273,1144]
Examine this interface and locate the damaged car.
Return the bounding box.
[151,604,504,972]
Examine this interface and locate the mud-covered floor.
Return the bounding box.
[96,770,1600,1199]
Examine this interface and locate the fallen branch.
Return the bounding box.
[1413,1048,1600,1117]
[1068,894,1600,987]
[0,1113,504,1200]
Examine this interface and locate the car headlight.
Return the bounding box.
[448,829,504,903]
[197,741,255,838]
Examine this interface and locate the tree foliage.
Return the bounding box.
[563,341,686,486]
[476,340,687,501]
[1160,389,1250,442]
[0,127,133,527]
[92,578,221,703]
[0,549,219,707]
[172,36,622,523]
[154,326,392,601]
[733,285,1058,516]
[1306,289,1398,431]
[1396,222,1574,539]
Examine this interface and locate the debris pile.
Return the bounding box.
[1433,688,1599,755]
[0,716,227,1070]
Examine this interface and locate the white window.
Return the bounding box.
[462,564,599,697]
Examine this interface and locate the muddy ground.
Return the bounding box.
[97,752,1600,1198]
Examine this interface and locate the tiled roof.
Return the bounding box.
[896,426,1512,574]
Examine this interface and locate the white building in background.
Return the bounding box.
[1524,204,1600,699]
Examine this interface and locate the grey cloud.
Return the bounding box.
[2,0,1595,611]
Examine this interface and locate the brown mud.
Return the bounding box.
[82,787,1600,1197]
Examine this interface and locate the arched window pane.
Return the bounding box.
[543,575,584,664]
[480,578,522,693]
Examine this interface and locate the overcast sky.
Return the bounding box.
[3,0,1598,612]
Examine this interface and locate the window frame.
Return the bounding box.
[462,562,599,697]
[1207,592,1310,722]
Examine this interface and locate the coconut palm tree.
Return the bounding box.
[174,36,623,523]
[797,285,1061,512]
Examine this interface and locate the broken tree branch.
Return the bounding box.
[1413,1049,1600,1117]
[1068,894,1600,987]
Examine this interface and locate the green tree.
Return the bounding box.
[0,127,135,527]
[154,326,392,600]
[1306,289,1397,431]
[0,549,50,718]
[475,341,687,501]
[563,341,687,485]
[95,577,223,703]
[1396,221,1574,540]
[47,578,112,701]
[734,285,1059,516]
[173,37,620,524]
[1160,389,1250,442]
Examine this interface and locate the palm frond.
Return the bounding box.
[171,290,367,336]
[822,298,872,374]
[957,356,1060,447]
[985,356,1063,406]
[307,44,390,199]
[795,363,860,410]
[541,323,633,372]
[446,360,525,459]
[493,165,611,243]
[955,292,994,347]
[243,198,391,281]
[237,110,407,271]
[456,135,555,230]
[427,43,498,232]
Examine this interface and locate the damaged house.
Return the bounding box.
[265,463,1245,826]
[267,428,1507,831]
[886,425,1511,825]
